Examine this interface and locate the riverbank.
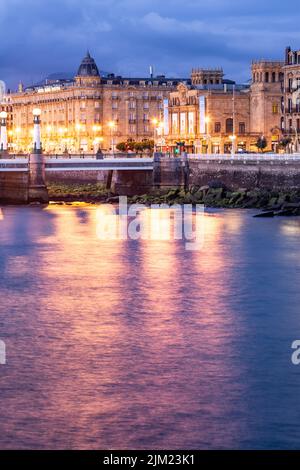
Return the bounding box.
[48,183,300,215]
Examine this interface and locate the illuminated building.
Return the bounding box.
[9,52,186,153]
[165,64,283,154]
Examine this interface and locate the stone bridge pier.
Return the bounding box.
[111,154,189,196]
[111,169,154,196]
[28,151,49,203]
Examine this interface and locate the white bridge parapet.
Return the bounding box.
[186,153,300,162]
[45,157,154,171]
[0,157,154,172]
[0,158,29,171]
[1,154,300,173]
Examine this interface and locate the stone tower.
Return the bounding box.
[250,61,284,148]
[191,68,224,86]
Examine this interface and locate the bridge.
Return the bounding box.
[1,153,300,204]
[0,156,154,172]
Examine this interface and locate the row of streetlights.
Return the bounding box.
[0,111,164,154]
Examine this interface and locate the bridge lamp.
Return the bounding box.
[204,117,211,153]
[107,121,116,155]
[229,134,237,158]
[14,127,21,153]
[0,111,8,153]
[32,108,42,153]
[151,118,160,152]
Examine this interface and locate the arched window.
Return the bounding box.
[226,118,233,134]
[265,72,269,83]
[272,72,276,83]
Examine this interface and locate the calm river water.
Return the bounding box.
[1,204,300,449]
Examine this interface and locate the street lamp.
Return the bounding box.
[15,127,21,153]
[28,108,48,203]
[92,124,102,133]
[75,123,83,152]
[291,126,299,153]
[229,134,237,157]
[0,111,8,155]
[108,121,116,155]
[32,108,42,152]
[94,136,104,158]
[152,118,159,152]
[204,116,211,154]
[92,124,102,154]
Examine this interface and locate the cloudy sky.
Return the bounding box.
[1,0,300,89]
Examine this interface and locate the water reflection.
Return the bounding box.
[0,206,300,449]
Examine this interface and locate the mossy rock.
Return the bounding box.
[229,192,242,204]
[166,188,180,200]
[267,197,278,207]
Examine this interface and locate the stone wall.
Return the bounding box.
[45,159,300,194]
[0,171,28,204]
[46,170,107,184]
[187,160,300,191]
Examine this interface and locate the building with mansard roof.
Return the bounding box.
[7,47,300,154]
[9,52,188,153]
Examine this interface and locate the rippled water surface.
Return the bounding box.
[1,205,300,449]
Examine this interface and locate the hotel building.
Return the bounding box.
[4,46,300,154]
[9,52,187,153]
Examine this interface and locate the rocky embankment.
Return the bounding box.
[48,183,110,202]
[126,185,300,217]
[48,182,300,216]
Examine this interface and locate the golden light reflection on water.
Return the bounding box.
[280,220,300,236]
[1,205,300,449]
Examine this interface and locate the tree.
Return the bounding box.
[116,139,136,152]
[256,136,268,152]
[134,142,145,153]
[116,142,127,152]
[279,137,292,150]
[116,139,154,154]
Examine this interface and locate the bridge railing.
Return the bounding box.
[0,153,146,160]
[186,153,300,161]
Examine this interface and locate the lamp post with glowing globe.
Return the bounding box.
[28,108,48,203]
[0,111,8,156]
[108,121,116,155]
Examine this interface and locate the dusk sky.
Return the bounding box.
[1,0,300,89]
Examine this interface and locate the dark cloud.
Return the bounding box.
[0,0,299,89]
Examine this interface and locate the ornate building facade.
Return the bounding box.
[5,47,300,154]
[283,47,300,150]
[9,52,187,153]
[164,63,284,154]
